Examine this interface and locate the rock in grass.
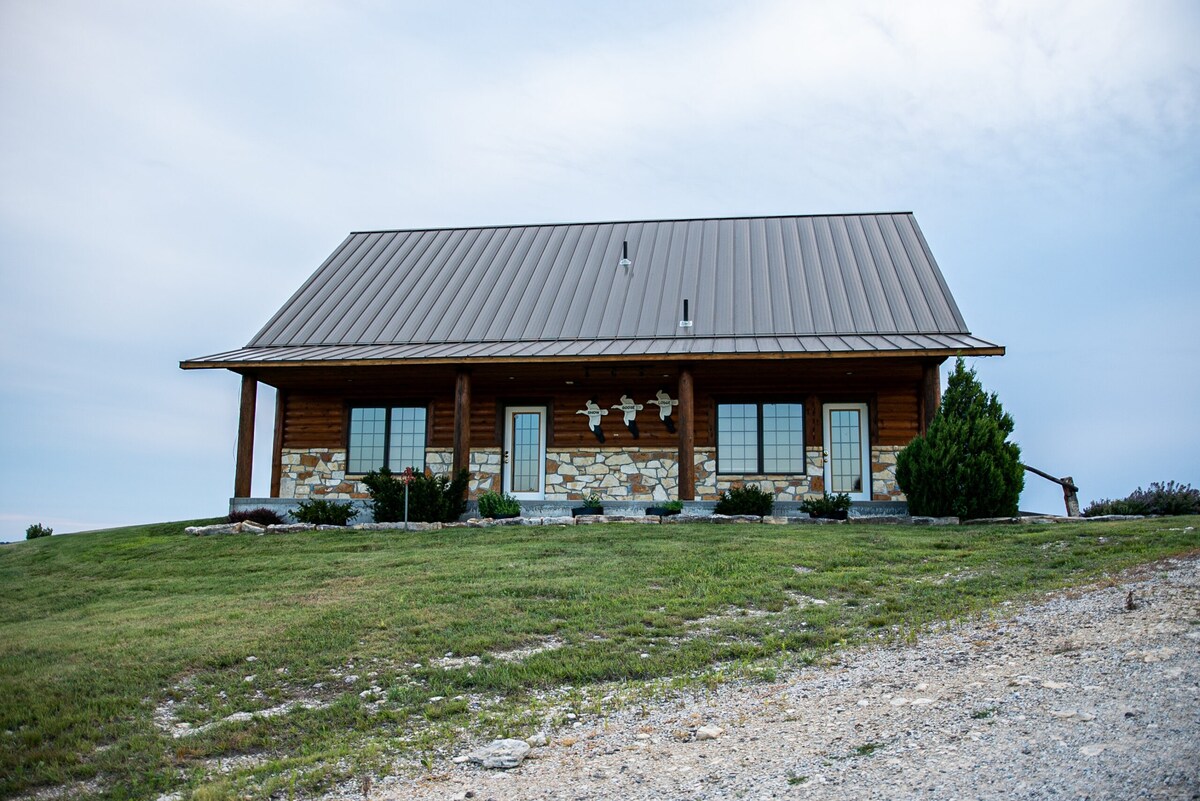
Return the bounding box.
[185,523,241,536]
[468,738,531,769]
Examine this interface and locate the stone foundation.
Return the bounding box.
[277,444,905,503]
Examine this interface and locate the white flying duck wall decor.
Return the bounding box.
[648,390,679,433]
[611,394,644,438]
[575,399,608,442]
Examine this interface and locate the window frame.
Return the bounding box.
[715,400,807,476]
[345,403,430,475]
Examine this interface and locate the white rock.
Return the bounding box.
[526,732,548,747]
[468,738,531,769]
[697,725,724,741]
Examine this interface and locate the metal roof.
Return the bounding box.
[183,213,1002,368]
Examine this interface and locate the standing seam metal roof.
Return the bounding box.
[184,213,1001,366]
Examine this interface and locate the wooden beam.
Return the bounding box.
[270,389,286,498]
[453,368,471,477]
[234,374,257,498]
[920,362,941,433]
[678,366,695,501]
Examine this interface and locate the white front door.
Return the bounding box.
[823,403,871,502]
[503,406,547,500]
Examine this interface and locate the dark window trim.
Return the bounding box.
[715,400,807,476]
[345,402,431,475]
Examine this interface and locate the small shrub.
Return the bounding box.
[363,467,469,523]
[799,492,851,519]
[291,498,356,526]
[714,485,774,516]
[662,500,684,513]
[581,492,603,510]
[477,491,521,518]
[227,507,284,526]
[25,523,53,540]
[1084,481,1200,517]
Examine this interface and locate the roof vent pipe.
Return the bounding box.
[679,298,693,329]
[619,241,631,270]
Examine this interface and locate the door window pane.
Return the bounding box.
[511,412,541,494]
[829,409,862,493]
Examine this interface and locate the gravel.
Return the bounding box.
[371,553,1200,800]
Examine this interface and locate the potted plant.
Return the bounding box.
[572,492,604,517]
[799,492,852,520]
[477,491,521,519]
[646,499,683,517]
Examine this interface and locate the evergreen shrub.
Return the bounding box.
[799,492,851,519]
[364,467,469,523]
[714,485,775,516]
[896,357,1024,519]
[227,508,284,526]
[291,498,356,526]
[477,491,521,518]
[25,523,52,540]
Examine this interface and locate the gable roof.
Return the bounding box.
[183,213,1002,368]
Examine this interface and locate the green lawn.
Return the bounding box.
[1,517,1196,800]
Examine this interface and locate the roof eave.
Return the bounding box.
[179,344,1005,371]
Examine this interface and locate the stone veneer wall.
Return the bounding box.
[279,448,501,500]
[871,445,905,502]
[277,444,905,502]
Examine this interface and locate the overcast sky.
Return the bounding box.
[2,0,1197,541]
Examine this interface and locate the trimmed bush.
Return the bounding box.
[896,357,1024,519]
[477,491,521,518]
[291,498,356,526]
[1084,481,1200,517]
[25,523,52,540]
[363,467,469,523]
[227,507,284,526]
[800,492,851,519]
[714,485,774,516]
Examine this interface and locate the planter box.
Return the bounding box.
[572,507,603,517]
[808,510,849,521]
[646,506,680,517]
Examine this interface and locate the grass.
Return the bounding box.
[0,516,1196,800]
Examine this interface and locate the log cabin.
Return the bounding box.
[181,213,1003,515]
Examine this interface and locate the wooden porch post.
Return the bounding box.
[678,365,695,501]
[920,362,941,434]
[234,373,257,498]
[269,388,286,498]
[453,368,472,477]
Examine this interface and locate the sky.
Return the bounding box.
[1,0,1198,541]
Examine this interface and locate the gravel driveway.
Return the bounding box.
[377,552,1199,801]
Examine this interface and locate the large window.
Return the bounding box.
[347,406,427,474]
[717,402,806,474]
